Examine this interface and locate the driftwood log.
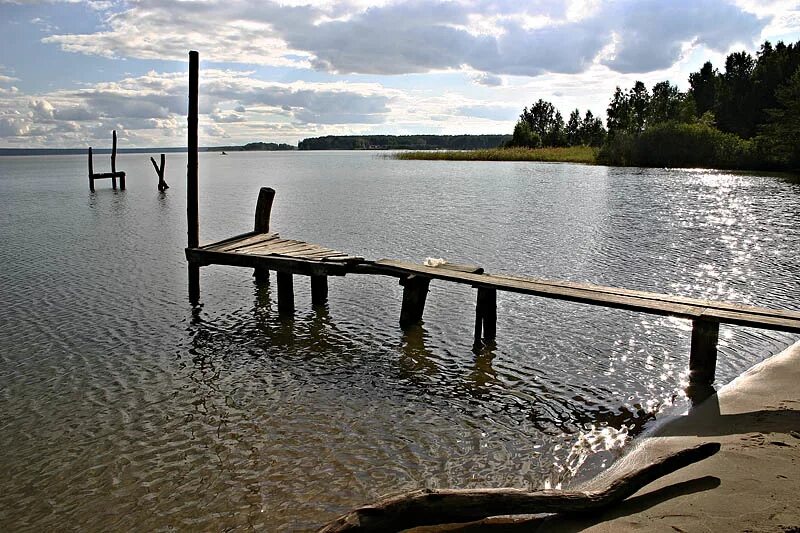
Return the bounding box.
[150,154,168,191]
[318,442,720,532]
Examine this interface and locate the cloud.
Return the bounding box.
[471,73,503,86]
[41,0,769,77]
[0,67,397,145]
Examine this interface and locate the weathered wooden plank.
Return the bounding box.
[375,259,704,320]
[278,246,338,258]
[186,247,349,276]
[434,262,484,274]
[323,255,364,262]
[373,260,800,332]
[198,230,260,251]
[206,233,281,252]
[493,273,800,322]
[91,171,126,179]
[251,242,323,255]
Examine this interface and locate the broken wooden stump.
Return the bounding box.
[317,442,721,532]
[150,154,168,191]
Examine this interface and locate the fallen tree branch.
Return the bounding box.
[318,441,720,532]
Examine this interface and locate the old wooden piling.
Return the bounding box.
[399,275,431,328]
[151,154,168,191]
[187,50,200,303]
[277,272,295,314]
[474,287,497,344]
[311,275,328,305]
[88,147,95,192]
[689,318,720,386]
[253,187,275,283]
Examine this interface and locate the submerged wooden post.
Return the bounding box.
[187,50,200,302]
[474,287,497,344]
[399,275,430,328]
[253,187,275,283]
[311,275,328,305]
[88,147,95,191]
[151,154,168,191]
[277,272,294,314]
[688,318,719,386]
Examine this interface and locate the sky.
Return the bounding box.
[0,0,798,148]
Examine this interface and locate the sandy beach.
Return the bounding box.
[418,341,800,532]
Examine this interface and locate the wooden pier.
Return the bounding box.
[183,51,800,393]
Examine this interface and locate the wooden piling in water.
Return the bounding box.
[187,50,200,302]
[151,154,168,191]
[253,187,275,283]
[399,275,430,328]
[277,272,295,314]
[311,275,328,305]
[689,318,719,386]
[88,147,95,192]
[474,287,497,344]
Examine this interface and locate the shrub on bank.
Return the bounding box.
[598,122,758,169]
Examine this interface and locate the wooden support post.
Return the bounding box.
[399,275,430,328]
[311,275,328,306]
[88,147,94,191]
[277,272,294,314]
[689,318,719,386]
[188,262,200,305]
[253,187,275,282]
[474,287,497,344]
[187,50,199,250]
[111,130,118,189]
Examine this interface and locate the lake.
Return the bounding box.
[1,151,798,530]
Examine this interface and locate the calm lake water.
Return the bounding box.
[1,151,798,530]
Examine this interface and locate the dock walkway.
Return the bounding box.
[185,186,800,393]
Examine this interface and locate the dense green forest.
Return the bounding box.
[507,40,800,170]
[298,134,511,150]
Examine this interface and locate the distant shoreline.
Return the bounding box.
[394,146,598,164]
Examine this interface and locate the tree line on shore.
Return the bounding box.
[507,40,800,170]
[298,134,511,150]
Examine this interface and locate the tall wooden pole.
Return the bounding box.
[111,129,118,190]
[187,51,199,249]
[187,51,200,303]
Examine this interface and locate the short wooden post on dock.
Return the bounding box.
[689,318,719,386]
[88,147,95,192]
[399,275,430,328]
[277,272,295,314]
[253,186,275,283]
[474,287,497,344]
[311,275,328,306]
[187,50,200,302]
